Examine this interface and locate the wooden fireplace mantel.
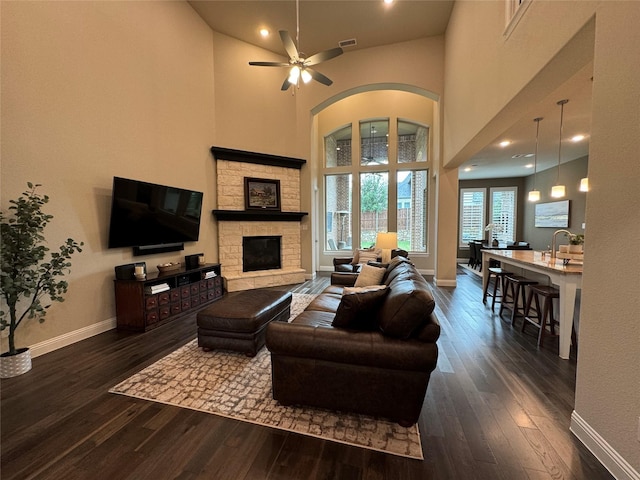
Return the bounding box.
[210,146,306,169]
[212,210,308,222]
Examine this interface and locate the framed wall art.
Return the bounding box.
[534,200,570,228]
[244,177,281,211]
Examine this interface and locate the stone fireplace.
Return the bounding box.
[211,147,307,292]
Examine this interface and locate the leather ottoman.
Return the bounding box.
[197,290,292,357]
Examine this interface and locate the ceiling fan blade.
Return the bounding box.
[248,61,291,67]
[306,68,333,87]
[305,47,343,66]
[281,76,292,91]
[279,30,299,61]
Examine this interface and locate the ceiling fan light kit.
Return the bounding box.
[248,0,343,91]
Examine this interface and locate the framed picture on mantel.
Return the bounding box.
[244,177,281,211]
[534,200,570,228]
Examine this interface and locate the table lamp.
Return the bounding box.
[376,232,398,264]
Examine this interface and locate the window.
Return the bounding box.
[459,188,486,247]
[325,125,352,168]
[397,120,428,163]
[489,187,517,244]
[360,172,388,248]
[323,117,429,253]
[325,174,352,250]
[360,120,388,166]
[397,170,427,252]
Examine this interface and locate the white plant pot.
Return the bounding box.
[0,348,32,378]
[568,244,583,254]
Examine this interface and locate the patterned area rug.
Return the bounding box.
[109,293,423,459]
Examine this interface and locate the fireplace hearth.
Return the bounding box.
[243,236,282,272]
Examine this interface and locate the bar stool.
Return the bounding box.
[521,284,559,347]
[483,267,513,311]
[499,274,538,326]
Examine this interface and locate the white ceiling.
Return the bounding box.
[189,0,592,180]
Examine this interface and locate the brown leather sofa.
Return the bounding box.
[265,256,440,426]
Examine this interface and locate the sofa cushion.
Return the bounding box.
[377,279,436,339]
[332,285,389,330]
[305,293,342,313]
[354,264,386,287]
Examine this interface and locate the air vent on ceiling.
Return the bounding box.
[338,38,357,48]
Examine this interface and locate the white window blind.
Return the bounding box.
[490,187,517,243]
[459,188,486,247]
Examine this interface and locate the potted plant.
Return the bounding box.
[568,233,585,254]
[0,183,83,378]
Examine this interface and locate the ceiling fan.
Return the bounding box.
[248,0,343,91]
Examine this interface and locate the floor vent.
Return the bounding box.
[338,38,357,48]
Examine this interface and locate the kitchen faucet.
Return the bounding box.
[550,229,572,261]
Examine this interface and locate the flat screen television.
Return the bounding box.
[108,176,203,249]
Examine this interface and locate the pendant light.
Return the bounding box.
[551,99,568,198]
[528,117,543,202]
[579,177,589,192]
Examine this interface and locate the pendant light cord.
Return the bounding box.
[556,99,568,184]
[533,117,542,189]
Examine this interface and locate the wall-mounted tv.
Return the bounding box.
[107,176,203,250]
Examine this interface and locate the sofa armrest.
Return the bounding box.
[330,272,358,286]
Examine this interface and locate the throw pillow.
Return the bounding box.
[332,285,389,330]
[358,250,379,264]
[354,264,386,287]
[351,247,371,265]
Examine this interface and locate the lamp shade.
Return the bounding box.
[579,177,589,192]
[551,185,566,198]
[375,232,398,250]
[528,189,540,202]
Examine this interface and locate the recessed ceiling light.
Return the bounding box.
[525,163,534,169]
[464,167,472,172]
[259,28,270,38]
[524,153,534,157]
[571,134,585,142]
[384,0,394,4]
[499,140,511,148]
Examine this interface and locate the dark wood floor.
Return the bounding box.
[1,268,613,480]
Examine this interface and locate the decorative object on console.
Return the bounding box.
[0,183,84,378]
[134,263,146,280]
[185,253,203,270]
[375,231,398,264]
[244,177,281,211]
[157,262,181,273]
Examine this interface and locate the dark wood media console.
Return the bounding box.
[114,263,224,332]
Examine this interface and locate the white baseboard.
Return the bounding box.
[570,410,640,480]
[30,317,117,358]
[434,277,457,287]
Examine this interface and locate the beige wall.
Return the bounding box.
[445,0,640,474]
[1,1,216,351]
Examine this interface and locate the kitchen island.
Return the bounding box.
[481,249,582,359]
